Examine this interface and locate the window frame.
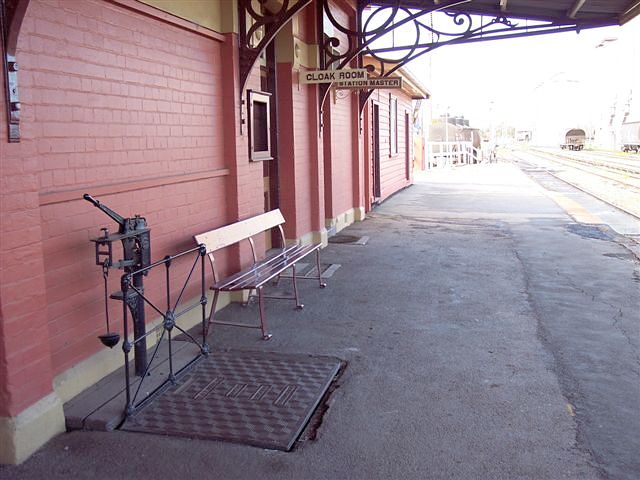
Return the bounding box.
[247,89,273,162]
[390,95,398,156]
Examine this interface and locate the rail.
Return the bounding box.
[510,148,640,219]
[120,245,210,416]
[531,148,640,180]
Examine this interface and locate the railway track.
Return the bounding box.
[525,148,640,193]
[508,147,640,219]
[531,147,640,180]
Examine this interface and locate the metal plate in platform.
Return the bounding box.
[328,234,369,245]
[566,223,615,241]
[122,350,342,451]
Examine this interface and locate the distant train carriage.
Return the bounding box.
[621,121,640,153]
[560,129,586,151]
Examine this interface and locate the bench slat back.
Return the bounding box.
[195,209,285,253]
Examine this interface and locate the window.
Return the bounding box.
[247,90,272,161]
[390,95,398,155]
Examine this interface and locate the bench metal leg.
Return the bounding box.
[205,290,220,337]
[242,288,255,307]
[208,287,272,340]
[257,287,272,340]
[292,264,304,310]
[273,249,327,289]
[315,249,327,288]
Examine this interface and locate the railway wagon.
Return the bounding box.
[560,129,586,151]
[621,121,640,153]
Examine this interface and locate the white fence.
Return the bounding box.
[425,141,492,168]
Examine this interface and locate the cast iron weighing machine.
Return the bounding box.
[84,194,210,416]
[84,193,151,377]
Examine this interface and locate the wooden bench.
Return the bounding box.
[194,209,326,340]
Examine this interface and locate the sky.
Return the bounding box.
[404,13,640,135]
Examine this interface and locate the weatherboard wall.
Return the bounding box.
[369,88,414,204]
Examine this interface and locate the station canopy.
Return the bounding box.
[380,1,640,25]
[310,0,640,110]
[331,1,640,76]
[237,0,640,110]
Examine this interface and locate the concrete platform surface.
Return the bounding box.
[1,162,638,480]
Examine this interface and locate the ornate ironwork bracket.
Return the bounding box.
[317,0,467,116]
[238,0,313,95]
[1,0,29,142]
[319,0,612,115]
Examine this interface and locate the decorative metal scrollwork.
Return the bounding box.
[238,0,313,94]
[319,0,596,112]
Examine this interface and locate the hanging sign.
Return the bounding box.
[300,68,368,84]
[336,77,403,89]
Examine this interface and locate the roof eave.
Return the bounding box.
[620,0,640,24]
[398,66,431,100]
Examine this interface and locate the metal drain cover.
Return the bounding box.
[329,234,369,245]
[122,350,342,451]
[566,223,615,241]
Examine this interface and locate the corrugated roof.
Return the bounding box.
[374,1,640,26]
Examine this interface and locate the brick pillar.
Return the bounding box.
[352,96,365,221]
[220,32,244,228]
[322,100,334,222]
[220,32,265,271]
[276,62,326,245]
[0,78,65,465]
[276,62,298,237]
[308,81,326,242]
[362,101,374,212]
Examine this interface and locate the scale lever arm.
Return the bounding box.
[83,194,127,228]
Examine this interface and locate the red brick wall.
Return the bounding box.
[0,0,243,393]
[0,112,54,415]
[23,0,226,191]
[1,0,325,418]
[0,6,55,414]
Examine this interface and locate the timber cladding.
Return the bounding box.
[325,92,357,218]
[369,89,413,202]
